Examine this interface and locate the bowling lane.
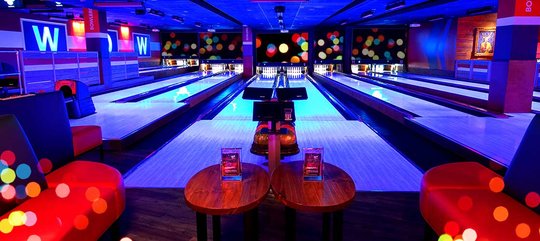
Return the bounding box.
[321,72,473,117]
[138,72,237,103]
[363,72,540,112]
[380,72,490,90]
[125,73,423,191]
[92,71,211,103]
[288,78,346,121]
[212,75,276,121]
[212,75,346,121]
[364,72,489,100]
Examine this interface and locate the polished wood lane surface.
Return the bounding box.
[124,120,423,192]
[184,163,270,215]
[322,73,472,118]
[410,114,534,167]
[271,161,355,212]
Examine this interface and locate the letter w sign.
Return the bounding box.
[133,33,151,57]
[21,19,67,51]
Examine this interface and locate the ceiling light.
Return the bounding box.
[280,29,289,33]
[427,15,445,22]
[152,28,160,32]
[410,23,421,27]
[207,28,216,32]
[386,0,405,11]
[339,20,348,26]
[195,22,202,28]
[361,9,375,18]
[172,16,184,23]
[148,9,164,17]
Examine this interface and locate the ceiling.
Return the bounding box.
[23,0,498,31]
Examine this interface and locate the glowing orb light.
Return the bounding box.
[301,42,308,51]
[256,38,262,48]
[515,223,531,238]
[489,177,505,193]
[326,48,333,55]
[279,43,289,53]
[55,183,70,198]
[493,206,509,222]
[300,52,308,62]
[266,43,277,57]
[1,168,15,184]
[525,192,540,208]
[25,182,41,198]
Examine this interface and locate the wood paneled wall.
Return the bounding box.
[456,14,497,60]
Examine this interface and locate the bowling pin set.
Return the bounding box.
[258,66,305,78]
[314,65,331,74]
[285,67,304,78]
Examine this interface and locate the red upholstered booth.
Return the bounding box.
[0,115,125,241]
[420,115,540,241]
[71,125,103,158]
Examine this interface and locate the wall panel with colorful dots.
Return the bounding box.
[315,30,344,62]
[199,32,243,60]
[256,32,309,64]
[351,28,407,64]
[161,32,199,58]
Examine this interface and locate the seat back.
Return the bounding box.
[0,115,48,215]
[504,114,540,213]
[0,92,74,170]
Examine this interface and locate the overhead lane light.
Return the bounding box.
[427,15,445,22]
[148,9,165,17]
[275,5,286,31]
[386,0,405,11]
[172,16,184,23]
[94,1,144,8]
[361,9,375,19]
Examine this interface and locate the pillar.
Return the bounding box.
[488,0,540,113]
[83,8,112,86]
[343,27,353,74]
[242,25,254,78]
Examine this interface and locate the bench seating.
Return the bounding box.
[0,115,125,240]
[420,115,540,240]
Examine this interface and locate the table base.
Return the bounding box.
[285,207,344,241]
[195,208,259,241]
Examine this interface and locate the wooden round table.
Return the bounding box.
[271,161,356,241]
[184,163,270,241]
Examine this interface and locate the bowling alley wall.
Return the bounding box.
[161,32,243,61]
[0,10,162,66]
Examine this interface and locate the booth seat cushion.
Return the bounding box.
[0,185,121,241]
[421,189,540,241]
[71,126,102,157]
[45,161,125,216]
[421,162,499,192]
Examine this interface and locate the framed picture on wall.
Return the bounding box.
[473,28,496,57]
